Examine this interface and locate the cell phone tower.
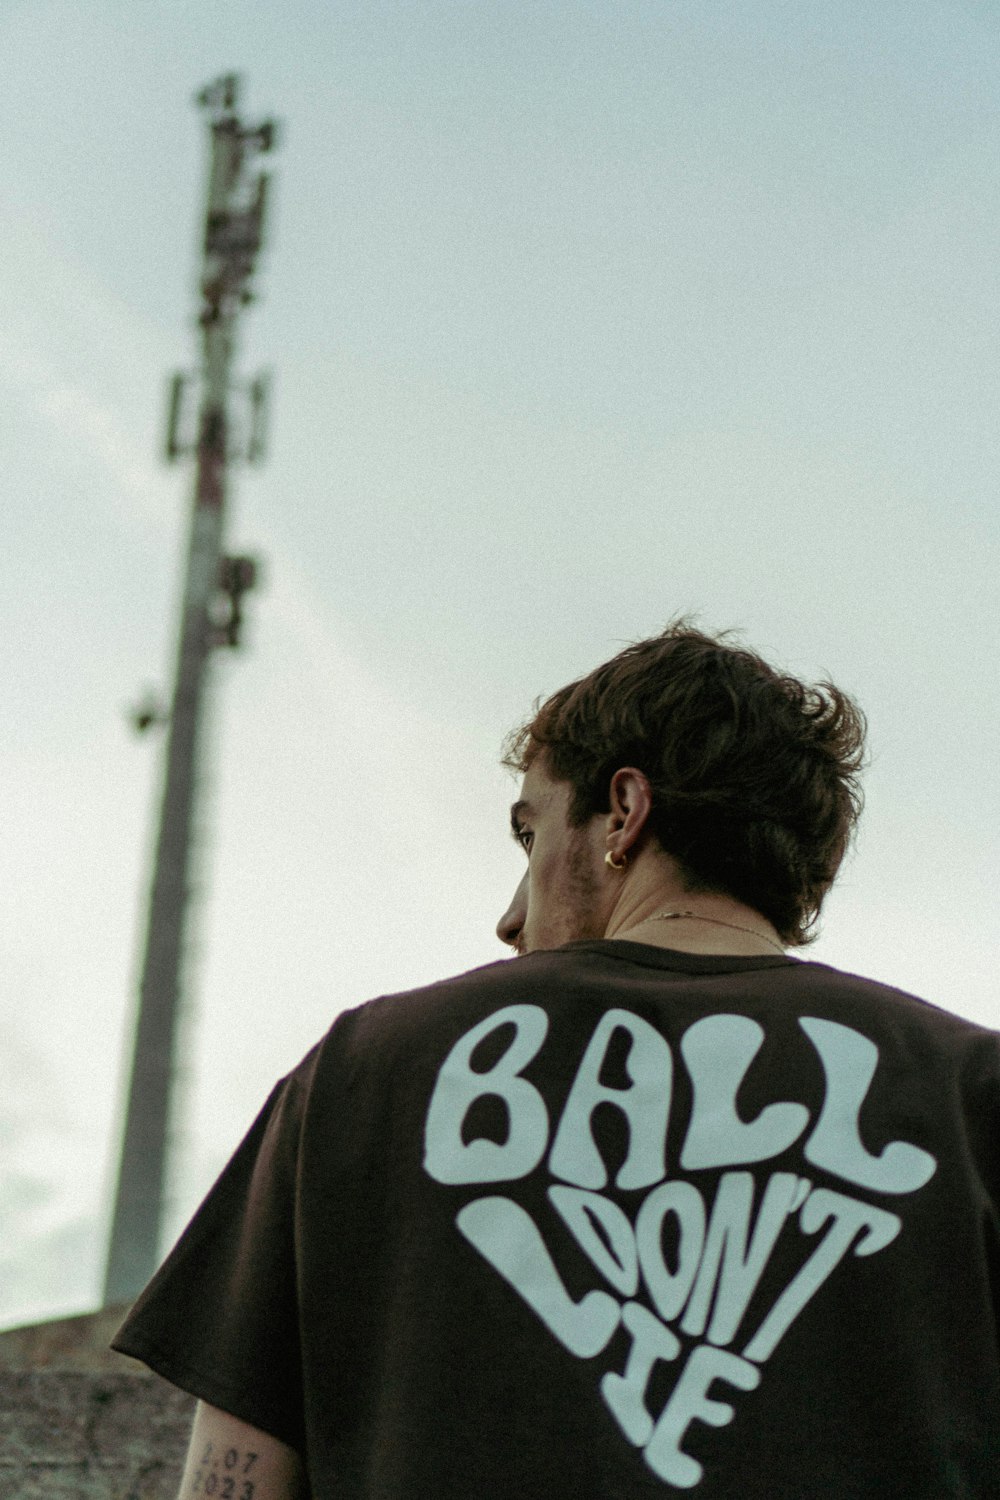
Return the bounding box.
[103,75,278,1306]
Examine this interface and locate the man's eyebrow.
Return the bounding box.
[510,800,533,836]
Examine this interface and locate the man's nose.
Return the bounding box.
[496,870,528,949]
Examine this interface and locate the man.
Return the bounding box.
[113,622,1000,1498]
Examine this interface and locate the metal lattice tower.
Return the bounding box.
[104,75,278,1306]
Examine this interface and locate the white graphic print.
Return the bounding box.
[423,1005,938,1490]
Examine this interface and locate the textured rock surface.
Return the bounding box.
[0,1374,194,1500]
[0,1305,135,1373]
[0,1370,194,1499]
[0,1310,194,1499]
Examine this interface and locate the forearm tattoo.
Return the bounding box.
[186,1441,259,1499]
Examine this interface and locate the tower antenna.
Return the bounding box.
[104,74,278,1305]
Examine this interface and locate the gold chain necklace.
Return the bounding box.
[624,910,785,955]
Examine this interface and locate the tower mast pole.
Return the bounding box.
[104,75,277,1306]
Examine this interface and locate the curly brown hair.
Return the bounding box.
[501,620,867,946]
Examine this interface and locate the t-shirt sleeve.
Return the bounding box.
[110,1054,316,1453]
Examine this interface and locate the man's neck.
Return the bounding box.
[604,883,785,957]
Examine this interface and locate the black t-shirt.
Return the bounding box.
[113,942,1000,1497]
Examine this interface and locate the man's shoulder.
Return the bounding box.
[287,955,567,1103]
[793,956,999,1039]
[300,947,998,1086]
[336,949,576,1035]
[325,947,998,1040]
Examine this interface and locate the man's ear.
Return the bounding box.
[606,767,654,852]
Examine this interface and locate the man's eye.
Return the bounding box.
[517,829,533,853]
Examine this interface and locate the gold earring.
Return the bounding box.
[605,850,627,872]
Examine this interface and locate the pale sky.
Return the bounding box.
[2,0,998,1330]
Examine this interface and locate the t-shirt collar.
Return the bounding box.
[557,938,799,974]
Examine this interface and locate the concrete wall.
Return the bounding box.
[0,1308,194,1500]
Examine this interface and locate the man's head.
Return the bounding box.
[497,619,866,954]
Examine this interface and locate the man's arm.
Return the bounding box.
[175,1401,305,1500]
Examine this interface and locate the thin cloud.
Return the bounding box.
[41,378,169,519]
[0,203,177,532]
